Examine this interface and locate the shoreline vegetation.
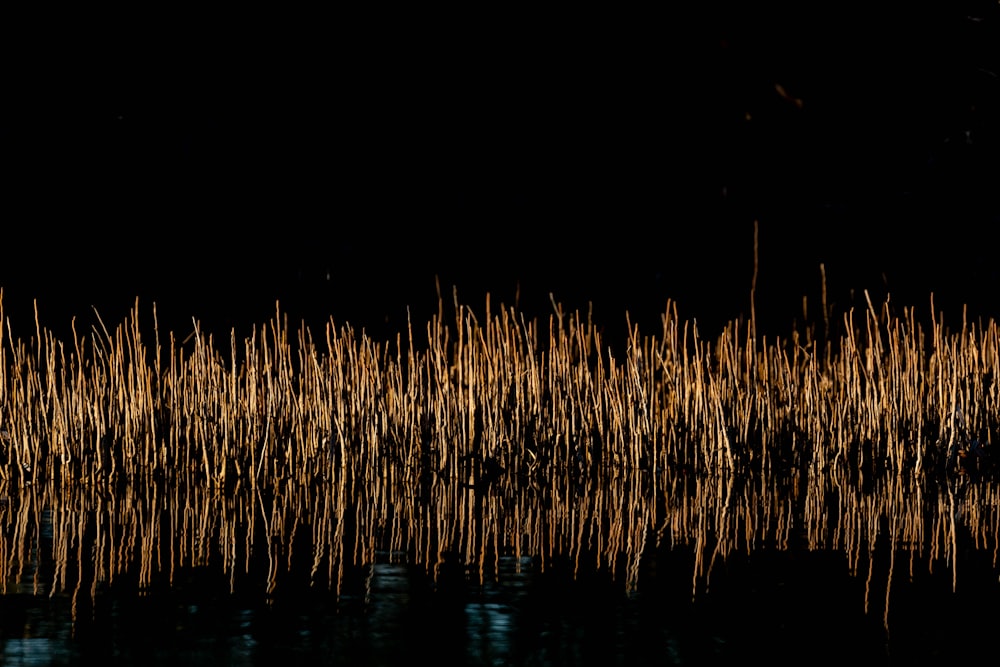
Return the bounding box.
[2,285,999,635]
[0,285,995,490]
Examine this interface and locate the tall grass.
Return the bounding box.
[3,285,999,630]
[1,288,995,489]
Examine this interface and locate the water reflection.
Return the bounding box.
[1,454,999,664]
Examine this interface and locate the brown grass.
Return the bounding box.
[1,287,996,490]
[2,284,999,629]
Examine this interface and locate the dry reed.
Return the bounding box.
[2,285,999,631]
[0,287,996,487]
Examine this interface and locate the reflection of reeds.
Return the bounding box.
[1,449,996,635]
[2,287,1000,628]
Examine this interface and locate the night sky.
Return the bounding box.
[3,5,998,347]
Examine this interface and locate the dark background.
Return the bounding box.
[3,4,998,349]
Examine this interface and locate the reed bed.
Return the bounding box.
[4,281,999,634]
[0,289,996,489]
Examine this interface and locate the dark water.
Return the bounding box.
[0,547,859,666]
[4,543,999,666]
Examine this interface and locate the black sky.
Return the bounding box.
[3,5,999,346]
